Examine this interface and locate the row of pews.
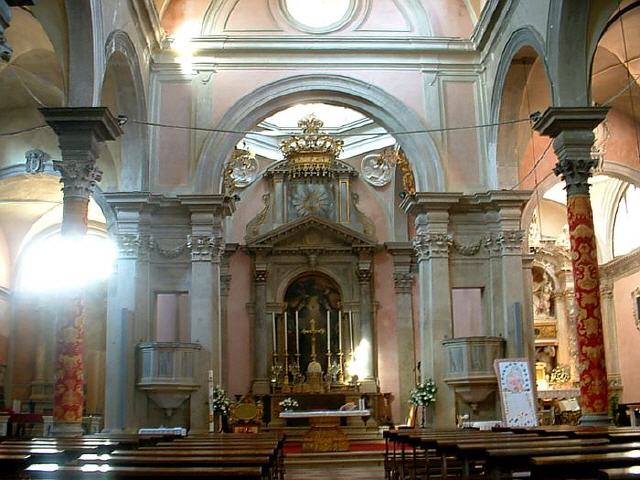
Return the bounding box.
[384,425,640,479]
[0,432,285,479]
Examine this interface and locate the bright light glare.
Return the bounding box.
[346,339,371,381]
[285,0,351,29]
[18,234,116,293]
[27,464,59,472]
[172,21,199,75]
[81,464,111,472]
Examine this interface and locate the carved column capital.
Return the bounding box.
[533,107,609,197]
[357,266,372,283]
[53,159,103,200]
[187,235,224,262]
[254,269,268,283]
[493,230,525,256]
[413,232,449,261]
[393,272,414,293]
[600,277,614,300]
[1,1,13,62]
[116,233,142,259]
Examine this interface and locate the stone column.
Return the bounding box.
[219,247,235,388]
[357,252,376,392]
[600,276,623,400]
[187,209,224,432]
[103,195,150,433]
[534,107,611,424]
[252,259,270,395]
[402,194,459,428]
[385,242,416,420]
[40,107,122,436]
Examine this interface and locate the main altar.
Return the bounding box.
[243,116,390,424]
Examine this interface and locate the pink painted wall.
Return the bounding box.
[452,288,483,337]
[614,270,640,403]
[157,81,191,187]
[225,250,253,396]
[374,250,401,422]
[443,81,482,191]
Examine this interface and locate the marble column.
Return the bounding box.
[252,260,270,395]
[600,276,623,399]
[385,242,416,419]
[40,107,122,436]
[357,253,376,392]
[534,107,611,424]
[187,208,225,432]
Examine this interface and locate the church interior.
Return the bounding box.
[1,0,640,478]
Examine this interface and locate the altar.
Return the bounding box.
[280,409,370,452]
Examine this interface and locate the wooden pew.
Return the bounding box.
[0,453,31,477]
[600,466,640,479]
[24,464,264,479]
[530,450,640,479]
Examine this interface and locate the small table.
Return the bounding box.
[280,409,370,452]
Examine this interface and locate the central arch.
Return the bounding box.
[195,74,445,193]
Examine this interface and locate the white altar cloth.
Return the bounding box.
[279,409,370,418]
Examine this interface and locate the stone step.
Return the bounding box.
[267,425,384,442]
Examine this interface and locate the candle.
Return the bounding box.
[327,310,331,353]
[272,312,277,352]
[338,310,342,352]
[284,311,288,352]
[349,311,354,352]
[295,310,300,353]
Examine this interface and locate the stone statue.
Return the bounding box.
[533,271,554,318]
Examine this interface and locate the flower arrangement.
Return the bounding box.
[279,397,299,411]
[409,379,437,407]
[549,364,571,386]
[211,385,231,416]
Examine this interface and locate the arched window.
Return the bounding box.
[282,0,355,33]
[613,184,640,257]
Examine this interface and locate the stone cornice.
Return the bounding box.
[600,247,640,280]
[470,0,510,51]
[533,107,610,138]
[130,0,164,51]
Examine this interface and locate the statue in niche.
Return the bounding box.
[284,273,341,375]
[532,268,554,319]
[536,345,557,376]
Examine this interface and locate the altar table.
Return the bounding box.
[279,409,370,452]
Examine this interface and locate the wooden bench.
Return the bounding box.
[530,450,640,479]
[24,464,263,479]
[599,466,640,479]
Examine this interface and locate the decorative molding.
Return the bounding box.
[254,269,268,283]
[117,233,142,258]
[553,157,598,197]
[393,272,413,292]
[632,287,640,334]
[413,232,449,261]
[490,230,525,256]
[449,236,482,256]
[25,149,51,174]
[600,247,640,280]
[187,235,223,262]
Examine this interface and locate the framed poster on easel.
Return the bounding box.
[494,358,538,427]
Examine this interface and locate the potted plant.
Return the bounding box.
[279,397,299,412]
[409,379,437,428]
[211,385,231,432]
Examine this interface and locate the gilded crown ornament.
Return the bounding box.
[280,115,344,178]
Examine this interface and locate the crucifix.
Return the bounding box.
[301,317,325,362]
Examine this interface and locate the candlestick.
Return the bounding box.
[284,311,288,353]
[272,312,277,353]
[349,310,354,352]
[327,310,331,353]
[338,310,342,352]
[295,310,300,353]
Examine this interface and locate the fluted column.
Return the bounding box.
[534,107,610,424]
[385,242,416,420]
[40,107,122,436]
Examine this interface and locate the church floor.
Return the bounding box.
[285,465,385,479]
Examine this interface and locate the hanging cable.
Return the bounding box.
[0,125,48,137]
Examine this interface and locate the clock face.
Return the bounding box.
[289,183,335,220]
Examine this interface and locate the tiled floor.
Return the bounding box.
[285,466,385,479]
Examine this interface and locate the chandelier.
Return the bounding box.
[280,115,343,178]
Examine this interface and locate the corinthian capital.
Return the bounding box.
[53,159,103,200]
[413,232,449,261]
[553,157,598,197]
[187,235,223,262]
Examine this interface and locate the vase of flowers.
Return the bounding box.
[211,385,231,432]
[279,397,299,412]
[409,379,437,428]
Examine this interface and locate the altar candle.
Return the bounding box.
[338,310,342,351]
[295,310,300,353]
[349,311,354,352]
[272,312,277,352]
[327,310,331,353]
[284,311,288,352]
